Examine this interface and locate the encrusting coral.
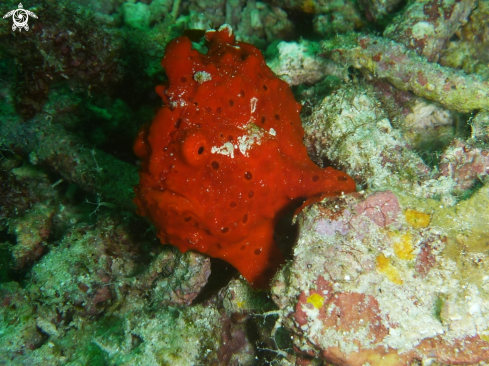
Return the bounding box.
[133,24,356,289]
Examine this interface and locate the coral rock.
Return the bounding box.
[438,139,489,193]
[272,190,489,364]
[133,25,356,288]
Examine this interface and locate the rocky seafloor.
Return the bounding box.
[1,0,489,365]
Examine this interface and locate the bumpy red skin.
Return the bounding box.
[133,26,356,289]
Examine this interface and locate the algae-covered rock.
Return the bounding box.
[303,83,431,190]
[271,187,489,364]
[122,2,150,30]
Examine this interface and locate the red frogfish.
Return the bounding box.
[133,24,356,288]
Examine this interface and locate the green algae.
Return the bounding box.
[84,343,109,366]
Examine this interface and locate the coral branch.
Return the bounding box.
[1,116,138,211]
[170,0,182,20]
[322,33,489,113]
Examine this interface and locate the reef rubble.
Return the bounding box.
[1,0,489,364]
